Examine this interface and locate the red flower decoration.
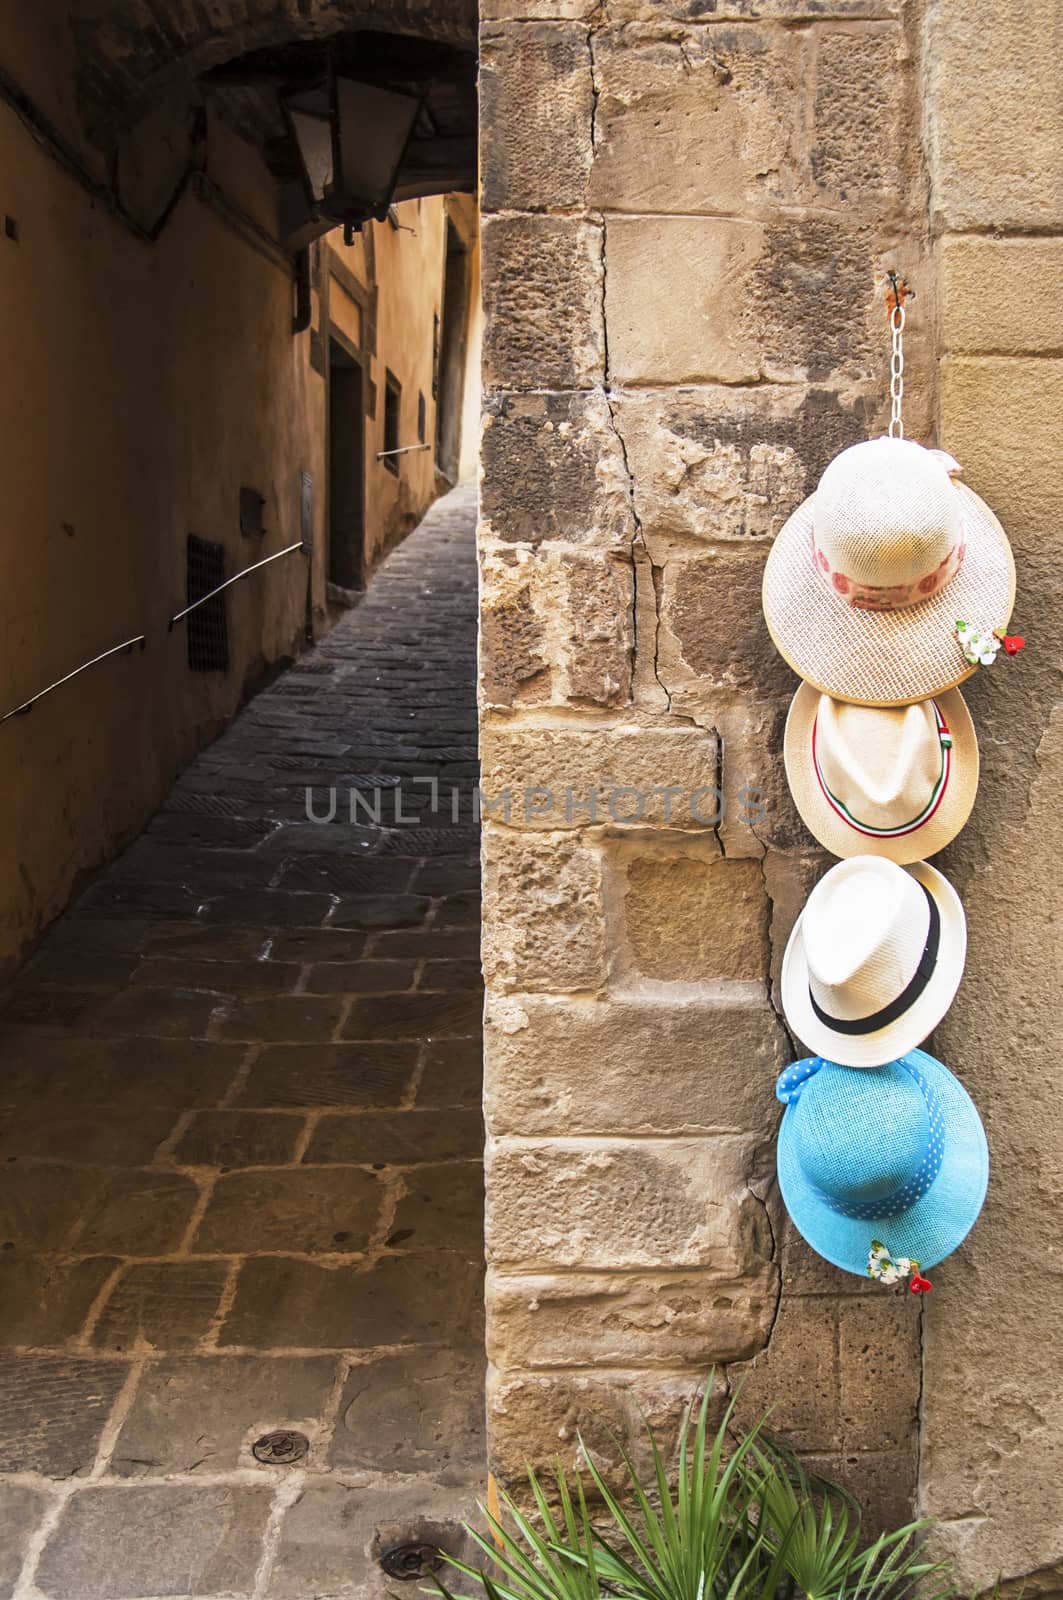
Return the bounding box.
[832,572,850,595]
[1003,635,1025,656]
[909,1274,933,1294]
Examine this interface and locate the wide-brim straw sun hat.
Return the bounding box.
[784,683,978,863]
[762,436,1015,706]
[781,855,966,1068]
[775,1051,989,1276]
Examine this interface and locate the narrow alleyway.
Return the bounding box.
[0,485,485,1600]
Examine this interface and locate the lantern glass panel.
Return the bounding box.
[333,76,420,212]
[286,84,332,203]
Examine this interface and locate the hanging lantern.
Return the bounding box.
[282,53,421,232]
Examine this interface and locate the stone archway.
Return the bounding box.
[71,0,476,147]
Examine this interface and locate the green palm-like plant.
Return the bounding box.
[744,1439,953,1600]
[434,1387,956,1600]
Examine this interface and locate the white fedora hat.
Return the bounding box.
[781,856,967,1067]
[762,437,1015,706]
[784,684,979,863]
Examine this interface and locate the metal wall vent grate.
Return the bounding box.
[167,792,249,817]
[186,535,230,672]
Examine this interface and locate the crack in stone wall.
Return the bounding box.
[479,0,932,1532]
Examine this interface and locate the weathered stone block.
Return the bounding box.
[487,1367,721,1491]
[342,989,483,1040]
[620,848,768,982]
[0,1103,178,1167]
[192,1167,383,1255]
[614,385,868,548]
[388,1161,484,1256]
[77,1170,202,1255]
[0,1356,129,1476]
[172,1109,303,1167]
[772,1208,870,1298]
[608,215,885,386]
[0,1032,246,1109]
[484,991,787,1135]
[267,1480,481,1600]
[589,24,804,215]
[480,544,634,709]
[659,552,796,697]
[0,1257,117,1348]
[486,1136,765,1270]
[605,218,765,385]
[713,698,813,859]
[480,390,635,548]
[730,1297,841,1451]
[481,23,594,212]
[763,850,830,1006]
[941,238,1063,356]
[220,1253,484,1349]
[35,1484,273,1599]
[941,358,1063,534]
[800,1447,917,1538]
[482,216,604,389]
[479,722,718,830]
[607,0,898,18]
[482,0,597,18]
[0,1163,110,1252]
[236,1042,418,1107]
[330,1347,485,1476]
[927,0,1063,230]
[211,993,348,1042]
[487,1266,777,1368]
[810,26,907,207]
[417,1039,483,1107]
[110,1354,337,1476]
[838,1295,922,1451]
[479,559,550,706]
[561,549,636,705]
[91,1262,230,1353]
[0,1483,49,1598]
[482,831,606,992]
[307,1107,483,1164]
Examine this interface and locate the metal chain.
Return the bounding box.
[888,301,906,438]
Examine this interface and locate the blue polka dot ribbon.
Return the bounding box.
[776,1058,823,1103]
[775,1057,945,1220]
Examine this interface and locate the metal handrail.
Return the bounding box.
[376,442,431,460]
[168,540,307,628]
[0,635,147,725]
[3,539,309,727]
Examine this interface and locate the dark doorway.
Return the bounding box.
[327,336,366,592]
[435,220,469,483]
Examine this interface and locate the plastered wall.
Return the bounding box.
[920,0,1063,1588]
[0,8,478,976]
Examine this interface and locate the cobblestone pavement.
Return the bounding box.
[0,485,486,1600]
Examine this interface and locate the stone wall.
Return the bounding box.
[478,0,936,1526]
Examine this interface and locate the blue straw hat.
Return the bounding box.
[776,1050,988,1278]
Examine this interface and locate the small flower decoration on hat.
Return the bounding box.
[867,1240,932,1294]
[956,620,1025,666]
[955,621,1000,667]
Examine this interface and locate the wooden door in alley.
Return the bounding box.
[327,335,366,592]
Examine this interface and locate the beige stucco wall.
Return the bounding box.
[920,1,1063,1588]
[0,6,478,976]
